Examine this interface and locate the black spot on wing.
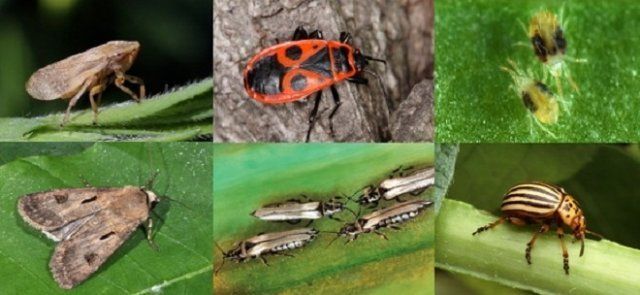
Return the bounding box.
[332,46,353,73]
[246,54,289,95]
[285,45,303,60]
[291,74,308,91]
[300,47,332,78]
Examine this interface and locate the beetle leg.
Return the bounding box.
[114,71,141,101]
[339,32,352,44]
[327,85,342,138]
[308,30,324,40]
[525,224,550,265]
[62,79,91,126]
[472,217,504,235]
[557,226,570,275]
[306,91,324,142]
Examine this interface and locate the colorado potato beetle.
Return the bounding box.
[243,26,387,142]
[473,182,602,274]
[528,9,584,96]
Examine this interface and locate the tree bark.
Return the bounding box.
[214,0,433,142]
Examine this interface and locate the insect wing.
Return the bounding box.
[253,201,322,220]
[245,228,317,257]
[49,208,142,289]
[381,167,435,199]
[361,199,432,230]
[26,55,107,101]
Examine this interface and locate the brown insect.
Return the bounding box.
[26,40,146,125]
[17,185,158,289]
[473,182,602,274]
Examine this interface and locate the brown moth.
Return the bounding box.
[26,40,146,126]
[17,185,158,289]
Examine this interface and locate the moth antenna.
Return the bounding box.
[144,170,160,190]
[159,195,192,210]
[363,68,389,104]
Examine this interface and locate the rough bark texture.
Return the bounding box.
[214,0,433,142]
[390,79,434,141]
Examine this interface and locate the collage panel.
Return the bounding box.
[436,0,640,142]
[213,144,435,293]
[0,143,212,293]
[214,0,434,142]
[0,1,212,142]
[435,144,640,294]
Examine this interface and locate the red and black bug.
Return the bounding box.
[243,26,387,142]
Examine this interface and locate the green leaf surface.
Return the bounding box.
[0,78,212,142]
[213,144,435,294]
[436,0,640,142]
[436,199,640,295]
[0,143,212,294]
[437,144,640,293]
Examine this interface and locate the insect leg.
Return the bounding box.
[373,230,389,240]
[308,30,324,40]
[88,82,107,125]
[259,256,270,266]
[557,226,570,275]
[472,217,504,235]
[124,74,146,99]
[291,26,309,41]
[525,224,549,265]
[327,85,342,137]
[339,32,352,44]
[142,218,159,251]
[114,71,141,101]
[306,91,324,142]
[62,79,91,126]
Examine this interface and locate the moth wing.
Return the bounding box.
[18,188,122,233]
[26,53,107,100]
[49,209,142,289]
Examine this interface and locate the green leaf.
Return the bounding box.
[213,144,435,294]
[437,144,640,293]
[436,0,640,142]
[0,143,212,294]
[436,199,640,295]
[0,78,212,141]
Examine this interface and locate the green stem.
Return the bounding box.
[436,199,640,294]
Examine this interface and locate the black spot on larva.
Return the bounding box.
[554,28,567,53]
[566,214,570,218]
[100,232,116,240]
[54,194,68,204]
[531,34,548,62]
[522,92,537,112]
[291,74,308,91]
[85,253,97,264]
[81,195,97,204]
[285,45,303,60]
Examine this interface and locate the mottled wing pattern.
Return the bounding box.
[49,209,142,289]
[18,188,114,233]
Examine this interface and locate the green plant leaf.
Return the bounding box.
[436,199,640,295]
[436,0,640,142]
[213,144,435,294]
[0,143,212,294]
[0,78,212,141]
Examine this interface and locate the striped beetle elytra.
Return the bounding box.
[215,228,319,274]
[251,196,353,224]
[334,199,432,243]
[357,166,434,206]
[472,182,602,274]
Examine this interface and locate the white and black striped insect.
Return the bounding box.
[333,199,432,243]
[251,196,354,224]
[214,228,318,274]
[473,182,602,274]
[357,167,434,207]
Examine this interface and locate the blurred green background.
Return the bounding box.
[0,0,211,118]
[436,144,640,294]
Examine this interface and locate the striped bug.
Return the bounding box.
[332,199,432,244]
[357,166,434,207]
[214,228,319,274]
[472,182,602,274]
[251,195,355,224]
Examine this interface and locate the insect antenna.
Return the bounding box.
[214,242,229,275]
[326,234,342,248]
[586,230,604,240]
[363,68,389,103]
